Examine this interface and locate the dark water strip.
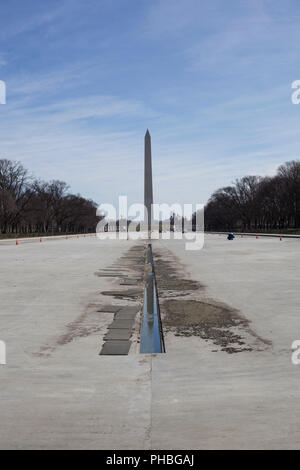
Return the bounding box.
[140,244,165,354]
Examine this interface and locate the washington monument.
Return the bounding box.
[144,129,153,235]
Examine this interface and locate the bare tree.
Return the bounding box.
[0,159,101,237]
[0,159,32,233]
[204,161,300,233]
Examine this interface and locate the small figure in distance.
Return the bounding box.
[227,232,235,240]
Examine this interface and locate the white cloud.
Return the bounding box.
[1,0,300,208]
[0,4,67,40]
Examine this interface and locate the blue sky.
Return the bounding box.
[1,0,300,207]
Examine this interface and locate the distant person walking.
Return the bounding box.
[227,232,235,240]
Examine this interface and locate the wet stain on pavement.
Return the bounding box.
[153,246,271,354]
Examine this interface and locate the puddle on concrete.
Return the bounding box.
[99,244,145,302]
[153,252,204,297]
[33,246,146,358]
[153,246,271,354]
[162,299,253,353]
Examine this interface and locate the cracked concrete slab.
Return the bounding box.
[120,279,138,286]
[100,340,131,355]
[108,319,135,329]
[119,306,140,315]
[105,329,132,340]
[115,312,138,320]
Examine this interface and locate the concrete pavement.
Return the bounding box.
[0,234,299,449]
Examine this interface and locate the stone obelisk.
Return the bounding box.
[144,129,153,237]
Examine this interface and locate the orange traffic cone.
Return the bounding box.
[280,236,282,241]
[16,240,19,246]
[40,238,42,243]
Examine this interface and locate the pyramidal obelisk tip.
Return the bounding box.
[145,129,150,138]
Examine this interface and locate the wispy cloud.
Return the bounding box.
[0,3,67,40]
[0,54,7,68]
[1,0,300,207]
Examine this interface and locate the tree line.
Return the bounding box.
[203,160,300,233]
[2,157,299,237]
[0,159,100,236]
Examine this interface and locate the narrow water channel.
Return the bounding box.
[140,244,165,354]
